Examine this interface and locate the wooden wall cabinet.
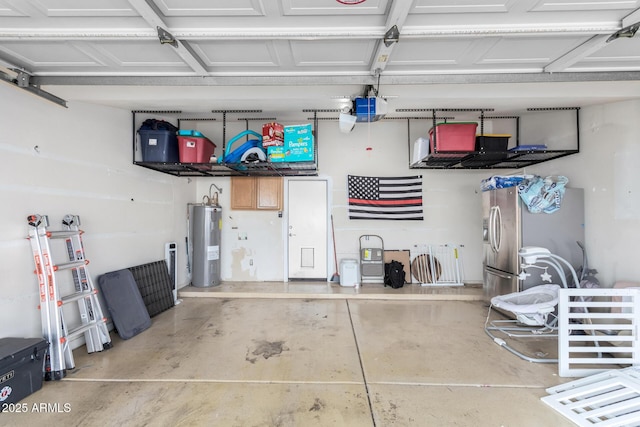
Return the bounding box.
[231,176,283,210]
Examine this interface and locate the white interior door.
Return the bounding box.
[287,179,328,280]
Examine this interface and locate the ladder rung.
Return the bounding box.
[66,319,106,340]
[60,289,96,305]
[46,230,82,239]
[54,260,88,271]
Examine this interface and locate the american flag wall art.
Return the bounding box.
[347,175,424,220]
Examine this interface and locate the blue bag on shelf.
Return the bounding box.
[480,175,528,191]
[139,119,178,133]
[517,175,569,214]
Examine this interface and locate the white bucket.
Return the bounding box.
[339,259,359,287]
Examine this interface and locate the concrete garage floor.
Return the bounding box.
[2,283,576,426]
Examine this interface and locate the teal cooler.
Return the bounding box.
[267,124,314,162]
[0,338,48,404]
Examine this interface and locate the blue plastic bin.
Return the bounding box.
[138,129,179,162]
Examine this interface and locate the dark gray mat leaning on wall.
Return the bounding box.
[97,269,152,340]
[128,261,175,318]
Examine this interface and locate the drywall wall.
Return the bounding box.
[196,101,640,287]
[319,118,488,282]
[0,84,194,344]
[177,119,287,283]
[529,100,640,286]
[196,116,489,283]
[3,77,635,349]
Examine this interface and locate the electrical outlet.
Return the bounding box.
[249,259,253,266]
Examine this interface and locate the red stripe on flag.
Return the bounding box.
[348,198,422,206]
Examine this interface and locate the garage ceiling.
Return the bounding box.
[2,0,640,115]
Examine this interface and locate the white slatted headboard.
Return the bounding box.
[558,287,640,378]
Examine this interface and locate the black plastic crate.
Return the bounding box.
[0,338,48,404]
[475,135,510,152]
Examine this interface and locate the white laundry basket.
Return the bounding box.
[339,259,359,287]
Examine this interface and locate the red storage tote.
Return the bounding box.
[178,135,216,163]
[429,122,477,157]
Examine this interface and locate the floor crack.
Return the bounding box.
[346,299,377,427]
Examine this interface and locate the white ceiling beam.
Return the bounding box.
[543,34,610,73]
[126,0,208,75]
[0,24,624,41]
[33,71,640,87]
[622,8,640,28]
[544,7,640,73]
[370,0,415,74]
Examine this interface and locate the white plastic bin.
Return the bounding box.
[411,136,429,165]
[340,259,359,287]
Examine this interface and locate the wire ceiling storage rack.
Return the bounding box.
[132,109,319,177]
[406,107,580,169]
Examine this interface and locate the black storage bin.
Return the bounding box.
[138,119,179,163]
[475,134,510,152]
[0,338,48,404]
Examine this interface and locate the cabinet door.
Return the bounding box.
[230,177,256,210]
[257,177,283,210]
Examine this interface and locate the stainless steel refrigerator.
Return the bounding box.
[482,186,584,303]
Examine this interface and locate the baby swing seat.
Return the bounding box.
[485,283,562,363]
[491,284,561,327]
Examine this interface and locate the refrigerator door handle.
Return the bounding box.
[494,205,502,253]
[488,206,494,252]
[488,206,498,253]
[485,265,514,280]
